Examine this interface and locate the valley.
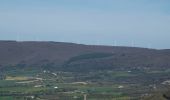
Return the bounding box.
[0,41,170,100]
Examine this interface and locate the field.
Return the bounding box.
[0,68,170,100]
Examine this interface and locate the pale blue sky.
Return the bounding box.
[0,0,170,49]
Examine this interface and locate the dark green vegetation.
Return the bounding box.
[0,41,170,100]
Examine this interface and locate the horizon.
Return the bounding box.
[0,0,170,49]
[0,39,166,50]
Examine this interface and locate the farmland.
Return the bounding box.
[0,68,170,100]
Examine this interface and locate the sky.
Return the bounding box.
[0,0,170,49]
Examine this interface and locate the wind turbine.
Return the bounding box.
[131,41,134,47]
[114,40,117,46]
[147,43,151,49]
[36,36,39,41]
[16,33,20,42]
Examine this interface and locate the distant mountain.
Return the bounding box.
[0,40,170,72]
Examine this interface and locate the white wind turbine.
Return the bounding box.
[114,40,117,46]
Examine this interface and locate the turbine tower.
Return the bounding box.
[16,33,20,42]
[114,40,117,46]
[147,43,151,49]
[36,36,39,41]
[131,41,134,47]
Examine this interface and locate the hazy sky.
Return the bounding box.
[0,0,170,49]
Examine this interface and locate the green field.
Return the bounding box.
[0,69,170,100]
